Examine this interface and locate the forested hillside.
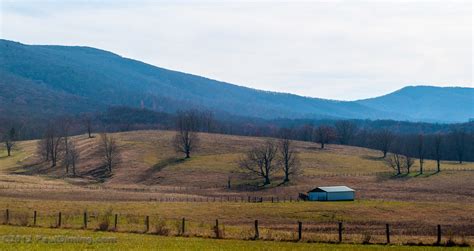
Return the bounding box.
[1,39,472,123]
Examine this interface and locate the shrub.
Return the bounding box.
[154,218,169,236]
[15,213,29,226]
[362,232,372,244]
[97,208,113,231]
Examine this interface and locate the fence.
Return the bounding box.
[1,208,472,246]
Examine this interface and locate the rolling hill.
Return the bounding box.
[1,39,472,122]
[0,130,473,246]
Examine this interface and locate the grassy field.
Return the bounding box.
[0,225,470,251]
[0,130,473,247]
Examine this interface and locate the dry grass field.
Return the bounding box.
[0,130,473,246]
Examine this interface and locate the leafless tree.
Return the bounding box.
[335,121,357,145]
[37,137,51,161]
[82,113,94,138]
[173,111,199,158]
[41,123,64,167]
[416,134,425,174]
[404,154,414,174]
[278,129,300,183]
[200,110,215,133]
[64,141,79,176]
[450,129,466,164]
[374,129,394,158]
[100,133,120,172]
[298,124,314,142]
[59,117,72,173]
[314,125,335,149]
[385,153,404,175]
[239,140,278,185]
[2,127,16,157]
[433,134,443,172]
[400,138,415,174]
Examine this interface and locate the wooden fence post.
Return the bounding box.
[271,197,274,203]
[5,209,9,224]
[254,220,259,239]
[215,219,220,238]
[298,221,302,241]
[83,212,87,229]
[182,218,185,235]
[58,212,62,228]
[338,222,342,242]
[114,214,118,230]
[33,211,37,226]
[386,224,390,244]
[436,225,441,245]
[145,216,149,232]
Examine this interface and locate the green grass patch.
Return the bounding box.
[0,225,468,251]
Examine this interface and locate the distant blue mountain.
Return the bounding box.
[0,39,472,122]
[356,86,474,123]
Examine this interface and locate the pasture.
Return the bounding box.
[0,130,473,247]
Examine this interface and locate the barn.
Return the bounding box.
[307,186,355,201]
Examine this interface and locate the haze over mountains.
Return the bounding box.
[1,39,472,123]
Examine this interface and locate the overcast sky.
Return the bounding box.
[1,0,472,100]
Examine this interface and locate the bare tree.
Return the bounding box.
[400,137,415,174]
[278,130,300,183]
[100,133,120,172]
[416,134,425,174]
[314,125,335,149]
[64,141,79,176]
[2,127,16,157]
[239,140,278,185]
[450,129,466,164]
[200,110,215,133]
[173,111,199,158]
[374,129,394,158]
[433,134,443,172]
[37,137,51,161]
[335,121,357,145]
[385,153,404,175]
[404,154,414,174]
[59,117,72,173]
[41,123,64,167]
[82,114,94,138]
[298,124,314,142]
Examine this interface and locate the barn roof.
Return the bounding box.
[308,186,354,193]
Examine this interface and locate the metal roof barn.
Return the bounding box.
[307,186,355,201]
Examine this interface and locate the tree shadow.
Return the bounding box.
[152,157,186,172]
[421,171,440,178]
[81,165,112,183]
[8,161,52,175]
[361,155,385,161]
[138,157,187,183]
[375,172,412,181]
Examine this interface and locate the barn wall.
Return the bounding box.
[327,191,354,201]
[308,192,326,201]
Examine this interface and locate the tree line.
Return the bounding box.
[2,108,473,168]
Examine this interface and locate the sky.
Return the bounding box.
[1,0,472,100]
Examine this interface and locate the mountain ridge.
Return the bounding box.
[1,39,472,123]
